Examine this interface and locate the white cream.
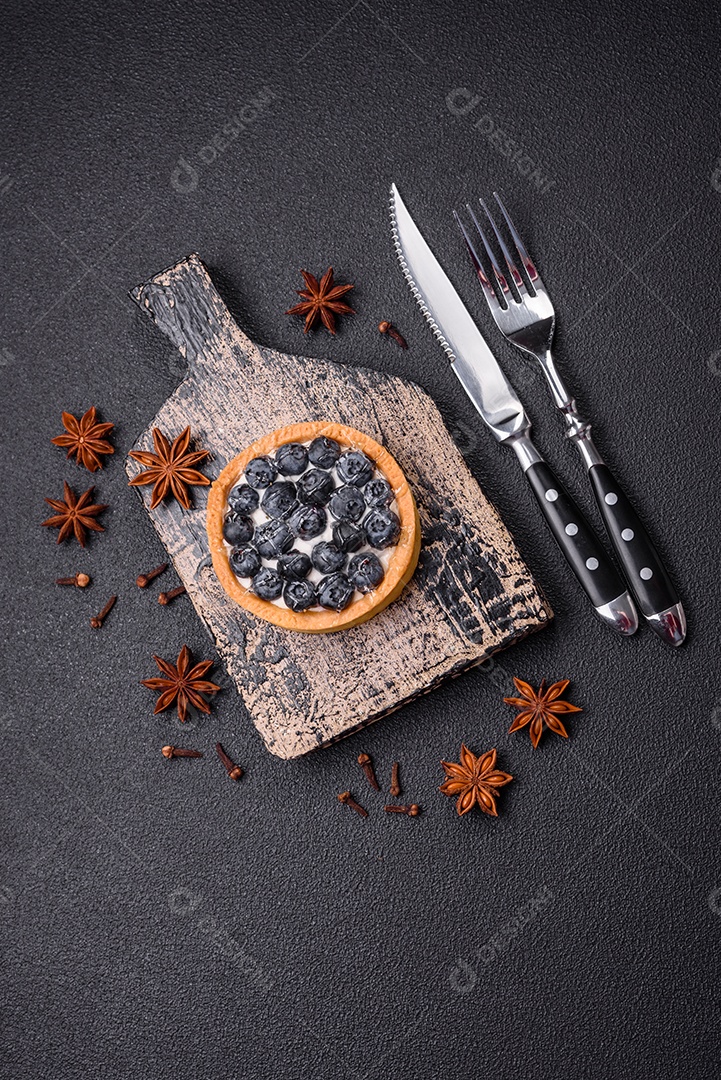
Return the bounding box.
[222,439,398,611]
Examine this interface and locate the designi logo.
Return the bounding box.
[446,89,555,194]
[448,959,477,995]
[171,87,277,194]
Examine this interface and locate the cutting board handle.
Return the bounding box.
[132,253,255,372]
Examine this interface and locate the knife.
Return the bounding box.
[389,183,638,635]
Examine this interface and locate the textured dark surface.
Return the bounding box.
[1,1,720,1077]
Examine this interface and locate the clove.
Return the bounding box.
[136,562,168,588]
[56,572,91,588]
[215,742,243,781]
[158,585,186,606]
[338,791,368,818]
[378,320,408,349]
[358,752,380,791]
[162,745,203,759]
[384,804,421,816]
[90,594,117,629]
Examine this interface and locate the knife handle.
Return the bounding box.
[586,462,686,645]
[522,460,638,634]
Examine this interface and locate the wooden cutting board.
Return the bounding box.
[127,254,552,758]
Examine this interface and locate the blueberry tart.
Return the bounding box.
[207,422,420,633]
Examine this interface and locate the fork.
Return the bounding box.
[454,194,686,647]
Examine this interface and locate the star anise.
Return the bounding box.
[51,406,114,472]
[285,267,355,335]
[42,482,108,546]
[128,426,210,510]
[439,744,513,817]
[141,644,221,723]
[504,678,582,748]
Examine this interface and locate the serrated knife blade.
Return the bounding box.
[389,182,528,443]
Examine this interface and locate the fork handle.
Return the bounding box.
[520,457,638,635]
[587,462,686,645]
[536,363,685,644]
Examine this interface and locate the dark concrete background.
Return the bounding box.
[2,2,720,1077]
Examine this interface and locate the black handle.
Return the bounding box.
[588,463,679,618]
[525,461,628,611]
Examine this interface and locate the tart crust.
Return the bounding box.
[207,422,420,633]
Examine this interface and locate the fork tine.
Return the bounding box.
[452,210,499,307]
[478,197,526,298]
[466,203,512,304]
[493,190,540,293]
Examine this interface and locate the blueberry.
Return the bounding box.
[288,504,327,541]
[348,552,385,593]
[251,567,283,601]
[229,546,261,578]
[329,485,366,522]
[275,442,308,476]
[337,450,373,487]
[364,477,393,508]
[317,572,354,611]
[228,484,259,514]
[311,541,346,574]
[332,520,366,553]
[245,456,277,488]
[297,468,334,507]
[254,520,294,559]
[223,511,254,545]
[283,579,318,612]
[308,436,340,469]
[277,551,312,581]
[261,481,298,519]
[364,508,400,549]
